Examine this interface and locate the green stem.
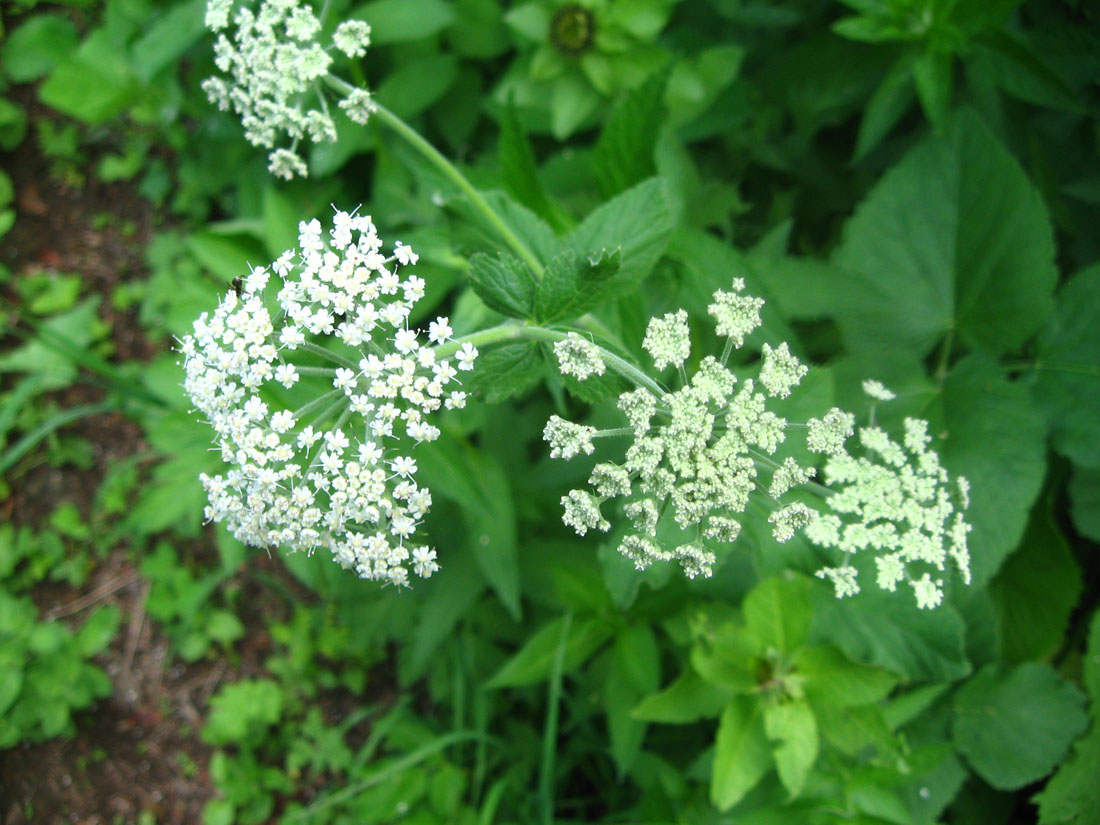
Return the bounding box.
[299,339,359,370]
[436,323,667,398]
[538,611,572,825]
[323,75,545,280]
[293,387,345,420]
[295,365,337,377]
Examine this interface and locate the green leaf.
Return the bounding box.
[1034,725,1100,825]
[711,695,772,810]
[0,14,80,83]
[38,30,138,124]
[1032,265,1100,468]
[203,679,285,746]
[631,669,732,723]
[855,55,915,161]
[952,663,1088,790]
[795,645,898,709]
[351,0,456,43]
[485,615,613,688]
[742,575,810,655]
[261,185,303,259]
[565,177,674,285]
[764,699,819,798]
[129,0,206,82]
[416,435,520,618]
[498,101,564,231]
[912,49,953,131]
[75,605,120,657]
[1068,466,1100,543]
[592,68,668,197]
[833,110,1057,357]
[604,625,660,775]
[376,54,458,119]
[469,341,544,403]
[0,298,105,389]
[467,251,535,319]
[939,355,1048,584]
[813,585,970,683]
[990,499,1082,664]
[534,247,622,323]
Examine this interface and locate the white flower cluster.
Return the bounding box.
[180,210,477,587]
[202,0,374,179]
[544,282,972,607]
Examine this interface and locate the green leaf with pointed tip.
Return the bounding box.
[855,55,915,160]
[468,251,536,319]
[833,110,1057,358]
[592,68,669,197]
[795,645,898,708]
[533,247,622,323]
[1032,265,1100,468]
[711,695,772,810]
[764,699,819,798]
[913,49,953,131]
[631,669,733,723]
[743,575,811,655]
[953,663,1088,790]
[485,615,613,688]
[499,101,564,231]
[604,625,660,775]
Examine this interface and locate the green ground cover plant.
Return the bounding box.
[2,0,1099,822]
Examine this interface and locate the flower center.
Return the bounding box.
[550,4,596,56]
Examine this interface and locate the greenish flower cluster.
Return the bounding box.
[545,282,972,608]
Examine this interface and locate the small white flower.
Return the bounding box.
[428,317,452,345]
[862,379,896,401]
[455,342,478,371]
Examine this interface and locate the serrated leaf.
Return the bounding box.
[499,100,564,230]
[593,68,669,197]
[711,695,772,810]
[1034,725,1100,825]
[833,110,1057,358]
[953,663,1088,790]
[534,248,622,323]
[467,251,535,319]
[469,341,544,403]
[565,177,673,285]
[485,616,613,688]
[1032,265,1100,468]
[764,699,819,798]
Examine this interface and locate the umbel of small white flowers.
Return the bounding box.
[180,210,478,587]
[544,280,972,610]
[202,0,375,179]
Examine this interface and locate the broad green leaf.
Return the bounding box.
[742,575,810,655]
[593,68,668,197]
[534,248,621,323]
[416,435,520,618]
[185,231,266,283]
[449,0,510,59]
[833,110,1057,357]
[550,70,601,139]
[631,669,733,723]
[376,54,458,119]
[711,695,772,810]
[0,298,106,389]
[38,30,138,124]
[485,616,613,688]
[0,14,79,82]
[351,0,456,43]
[467,251,535,319]
[1032,265,1100,468]
[939,355,1048,584]
[812,585,970,683]
[691,622,759,693]
[990,499,1082,664]
[795,645,898,708]
[469,341,544,403]
[952,663,1088,790]
[763,699,819,798]
[565,177,673,285]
